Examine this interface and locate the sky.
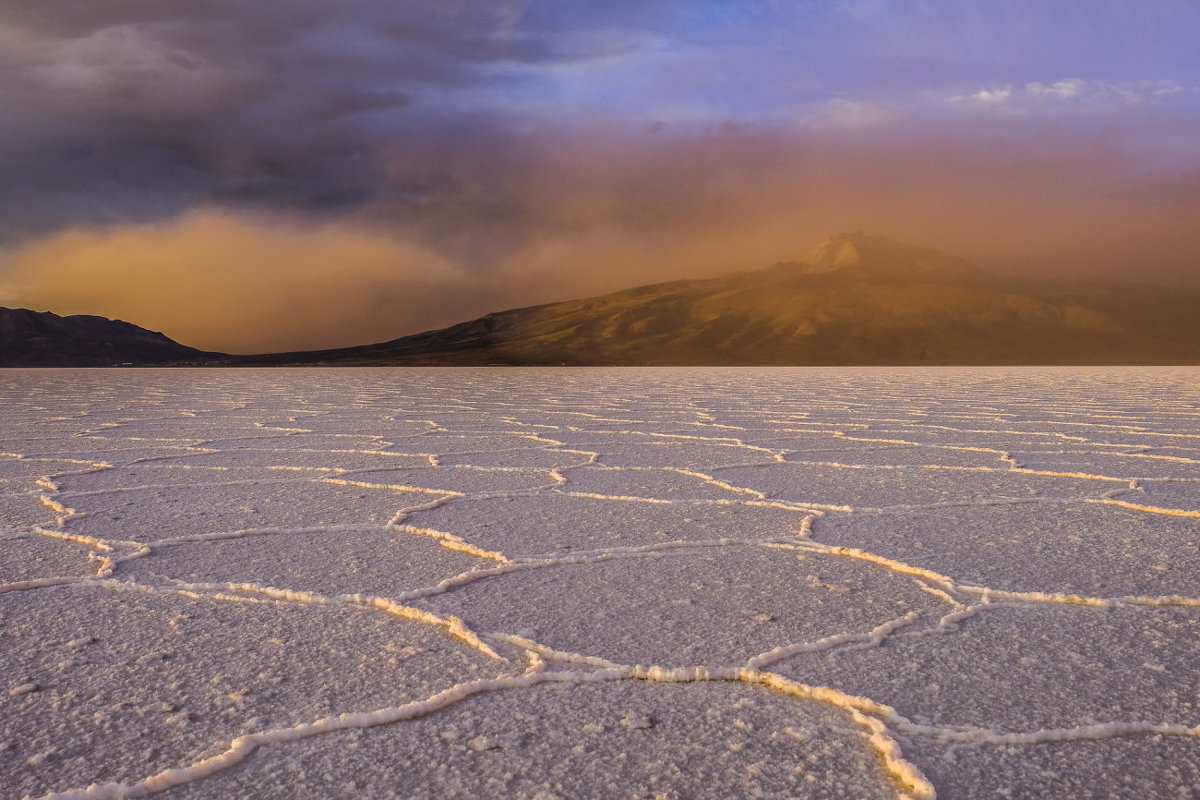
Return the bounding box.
[1,0,1198,353]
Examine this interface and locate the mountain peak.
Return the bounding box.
[798,232,977,278]
[801,234,866,270]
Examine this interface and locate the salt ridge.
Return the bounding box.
[2,367,1199,798]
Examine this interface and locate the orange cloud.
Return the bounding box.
[3,123,1198,355]
[0,210,484,353]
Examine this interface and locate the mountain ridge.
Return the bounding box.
[793,232,980,278]
[4,233,1200,366]
[229,232,1200,366]
[0,307,211,367]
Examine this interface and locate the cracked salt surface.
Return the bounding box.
[158,680,898,800]
[0,535,96,584]
[811,503,1200,597]
[2,366,1199,799]
[403,494,811,555]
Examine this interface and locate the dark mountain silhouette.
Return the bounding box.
[6,233,1200,367]
[0,308,211,367]
[236,232,1200,366]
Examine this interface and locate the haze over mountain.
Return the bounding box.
[4,233,1199,367]
[241,233,1200,366]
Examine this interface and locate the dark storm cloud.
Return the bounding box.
[0,0,666,240]
[3,0,1197,248]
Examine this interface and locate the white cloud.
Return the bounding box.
[1146,80,1192,97]
[972,86,1014,105]
[1025,78,1085,100]
[947,78,1196,114]
[946,85,1017,111]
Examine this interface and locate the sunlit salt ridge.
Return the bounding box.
[2,367,1199,799]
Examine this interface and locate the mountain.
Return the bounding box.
[0,308,211,367]
[7,233,1200,367]
[241,232,1200,366]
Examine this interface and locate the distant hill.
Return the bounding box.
[7,233,1200,367]
[238,232,1200,366]
[0,308,211,367]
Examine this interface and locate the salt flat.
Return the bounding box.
[2,367,1199,800]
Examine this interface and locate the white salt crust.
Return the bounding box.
[1,366,1199,799]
